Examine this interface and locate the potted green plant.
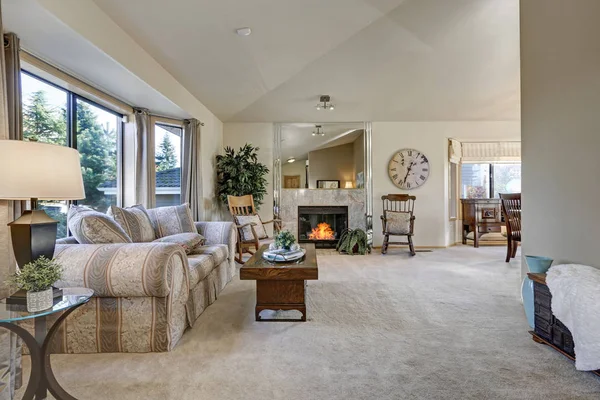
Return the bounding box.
[274,230,297,251]
[11,256,62,312]
[216,144,269,209]
[336,228,369,255]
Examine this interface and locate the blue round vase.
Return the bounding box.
[521,255,554,328]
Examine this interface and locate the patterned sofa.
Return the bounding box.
[21,221,236,354]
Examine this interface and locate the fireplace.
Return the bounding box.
[298,206,348,248]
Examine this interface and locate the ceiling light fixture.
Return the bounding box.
[287,157,296,163]
[312,125,325,137]
[315,95,335,111]
[236,27,252,36]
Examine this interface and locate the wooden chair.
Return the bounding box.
[227,195,280,264]
[380,194,416,256]
[500,193,521,262]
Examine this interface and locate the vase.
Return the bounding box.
[26,287,54,312]
[521,277,535,328]
[521,255,554,329]
[525,255,554,274]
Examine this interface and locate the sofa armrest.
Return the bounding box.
[53,243,189,298]
[195,221,236,261]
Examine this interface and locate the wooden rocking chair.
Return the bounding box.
[227,195,281,264]
[500,193,521,263]
[380,194,416,256]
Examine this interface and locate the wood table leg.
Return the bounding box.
[255,280,307,322]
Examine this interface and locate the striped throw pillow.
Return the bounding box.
[108,205,156,242]
[146,203,196,238]
[67,205,132,244]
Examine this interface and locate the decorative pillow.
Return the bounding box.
[153,233,205,255]
[108,205,155,243]
[385,211,412,235]
[67,205,132,244]
[146,203,196,238]
[234,214,268,242]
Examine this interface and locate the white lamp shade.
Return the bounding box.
[0,140,85,200]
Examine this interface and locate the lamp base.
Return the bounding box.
[8,209,58,268]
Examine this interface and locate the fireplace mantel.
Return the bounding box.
[279,189,366,239]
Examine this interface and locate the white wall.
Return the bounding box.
[521,0,600,268]
[372,122,520,248]
[223,123,275,234]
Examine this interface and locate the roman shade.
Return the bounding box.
[461,142,521,163]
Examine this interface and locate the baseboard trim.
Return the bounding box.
[372,245,447,249]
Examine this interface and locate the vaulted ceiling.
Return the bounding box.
[92,0,519,122]
[4,0,520,123]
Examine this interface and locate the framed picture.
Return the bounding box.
[481,208,496,219]
[316,180,340,189]
[356,171,364,189]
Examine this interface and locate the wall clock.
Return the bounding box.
[388,148,430,190]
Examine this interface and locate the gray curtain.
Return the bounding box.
[0,13,20,400]
[181,118,203,220]
[134,108,156,208]
[4,33,25,219]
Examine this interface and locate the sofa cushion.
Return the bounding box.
[153,233,205,255]
[67,205,132,244]
[147,203,196,238]
[234,214,268,242]
[190,244,228,266]
[384,211,411,235]
[187,254,215,286]
[108,204,155,242]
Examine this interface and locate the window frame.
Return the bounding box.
[21,69,126,208]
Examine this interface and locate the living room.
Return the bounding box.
[1,1,599,399]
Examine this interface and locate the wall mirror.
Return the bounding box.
[273,122,373,245]
[279,122,365,189]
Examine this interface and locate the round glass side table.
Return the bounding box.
[0,288,93,400]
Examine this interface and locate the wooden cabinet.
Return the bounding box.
[460,198,503,247]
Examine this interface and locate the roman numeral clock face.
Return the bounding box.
[388,149,430,190]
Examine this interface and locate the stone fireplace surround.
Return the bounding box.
[279,189,367,240]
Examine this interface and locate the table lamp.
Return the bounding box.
[0,140,85,267]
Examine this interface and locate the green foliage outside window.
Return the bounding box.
[22,89,118,219]
[155,134,178,171]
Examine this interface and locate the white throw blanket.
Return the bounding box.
[546,264,600,371]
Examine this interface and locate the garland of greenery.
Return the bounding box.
[216,144,269,209]
[336,228,369,255]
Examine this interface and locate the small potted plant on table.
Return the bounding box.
[11,256,62,312]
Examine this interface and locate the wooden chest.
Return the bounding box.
[532,280,575,356]
[529,273,599,376]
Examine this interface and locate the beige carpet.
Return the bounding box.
[20,246,600,399]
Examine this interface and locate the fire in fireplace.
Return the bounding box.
[298,206,348,248]
[308,222,335,240]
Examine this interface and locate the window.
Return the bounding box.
[76,98,120,213]
[461,163,521,199]
[21,71,123,237]
[154,123,182,207]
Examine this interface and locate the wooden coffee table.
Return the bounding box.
[240,243,318,322]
